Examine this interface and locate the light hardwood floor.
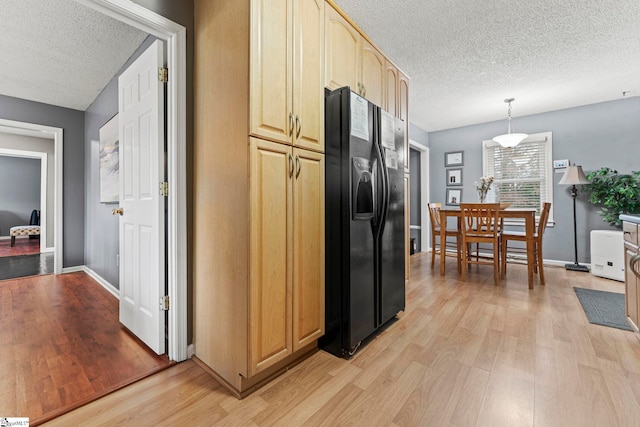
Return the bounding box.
[45,253,640,426]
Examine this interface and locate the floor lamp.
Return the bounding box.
[559,165,590,272]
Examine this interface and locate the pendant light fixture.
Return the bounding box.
[492,98,528,148]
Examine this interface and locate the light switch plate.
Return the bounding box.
[553,159,569,169]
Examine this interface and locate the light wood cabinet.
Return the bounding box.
[398,71,410,173]
[360,38,385,108]
[385,61,398,116]
[624,220,640,333]
[292,148,325,351]
[324,4,360,91]
[194,0,324,397]
[249,139,325,375]
[249,138,293,375]
[250,0,324,152]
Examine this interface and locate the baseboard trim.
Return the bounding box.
[81,266,120,299]
[62,265,85,274]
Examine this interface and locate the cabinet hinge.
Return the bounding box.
[160,295,170,311]
[160,181,169,197]
[158,67,168,84]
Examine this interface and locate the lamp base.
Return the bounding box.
[565,263,589,272]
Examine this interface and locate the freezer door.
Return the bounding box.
[378,113,406,324]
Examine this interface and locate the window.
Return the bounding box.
[482,132,553,222]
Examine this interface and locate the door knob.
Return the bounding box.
[112,208,124,216]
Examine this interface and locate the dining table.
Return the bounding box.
[439,206,538,289]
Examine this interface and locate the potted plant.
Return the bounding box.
[584,167,640,227]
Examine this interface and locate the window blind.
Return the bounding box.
[485,139,549,216]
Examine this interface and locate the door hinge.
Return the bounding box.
[158,67,168,84]
[160,181,169,197]
[160,295,170,311]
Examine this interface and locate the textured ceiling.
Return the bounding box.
[334,0,640,132]
[0,0,148,111]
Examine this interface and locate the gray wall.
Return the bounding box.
[0,156,40,236]
[85,36,157,288]
[410,122,429,147]
[0,95,85,267]
[428,96,640,263]
[0,133,55,247]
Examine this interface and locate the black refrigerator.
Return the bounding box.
[321,87,405,357]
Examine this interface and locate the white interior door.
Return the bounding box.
[118,40,165,354]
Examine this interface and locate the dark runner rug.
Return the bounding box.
[574,287,633,331]
[0,253,54,281]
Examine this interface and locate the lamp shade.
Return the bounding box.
[492,132,528,148]
[559,165,589,185]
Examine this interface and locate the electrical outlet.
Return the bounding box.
[116,254,119,266]
[553,159,569,169]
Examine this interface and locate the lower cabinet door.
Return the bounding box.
[249,137,293,375]
[292,148,325,351]
[625,246,639,330]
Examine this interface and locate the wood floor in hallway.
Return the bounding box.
[0,272,173,425]
[45,253,640,426]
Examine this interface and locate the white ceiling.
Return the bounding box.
[0,0,147,111]
[2,1,638,130]
[334,0,640,132]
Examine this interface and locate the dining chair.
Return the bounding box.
[427,202,461,272]
[460,203,502,285]
[501,202,551,285]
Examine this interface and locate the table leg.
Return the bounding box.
[440,210,446,276]
[526,213,535,289]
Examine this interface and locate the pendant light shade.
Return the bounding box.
[493,98,527,148]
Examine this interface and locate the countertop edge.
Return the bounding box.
[620,214,640,224]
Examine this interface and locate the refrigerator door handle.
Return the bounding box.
[371,159,378,225]
[372,139,388,237]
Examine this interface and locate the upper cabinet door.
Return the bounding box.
[360,39,385,108]
[293,0,324,152]
[324,4,360,91]
[385,61,398,117]
[399,71,410,173]
[250,0,292,144]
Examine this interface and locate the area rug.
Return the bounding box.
[573,287,633,331]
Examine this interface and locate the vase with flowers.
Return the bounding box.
[474,176,494,203]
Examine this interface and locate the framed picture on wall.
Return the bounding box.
[446,188,461,206]
[446,168,462,186]
[99,114,119,203]
[445,150,464,167]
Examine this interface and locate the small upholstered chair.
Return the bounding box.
[460,203,502,285]
[501,202,551,285]
[427,203,461,272]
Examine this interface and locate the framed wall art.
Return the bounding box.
[446,168,462,186]
[446,188,462,206]
[99,114,119,203]
[444,150,464,167]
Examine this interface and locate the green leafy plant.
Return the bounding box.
[584,167,640,227]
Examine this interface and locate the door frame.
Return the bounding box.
[0,148,48,252]
[0,121,63,273]
[409,139,429,252]
[77,0,188,362]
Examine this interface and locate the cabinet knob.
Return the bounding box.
[295,115,302,139]
[295,155,301,178]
